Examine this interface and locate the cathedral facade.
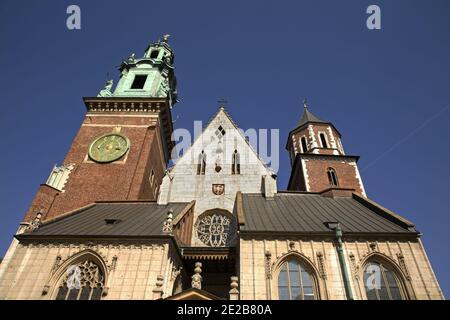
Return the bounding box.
[0,38,444,300]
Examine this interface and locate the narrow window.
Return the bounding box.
[215,126,226,139]
[197,151,206,175]
[319,133,328,148]
[363,261,404,300]
[150,50,159,59]
[327,168,338,186]
[231,150,240,175]
[301,136,308,153]
[130,74,148,89]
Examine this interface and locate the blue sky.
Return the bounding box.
[0,0,449,297]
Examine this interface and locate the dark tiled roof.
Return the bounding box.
[22,202,189,237]
[286,108,342,149]
[240,193,417,234]
[297,108,327,128]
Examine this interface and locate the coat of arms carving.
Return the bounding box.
[212,184,225,195]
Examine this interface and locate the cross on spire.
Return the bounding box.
[303,98,309,110]
[217,98,228,108]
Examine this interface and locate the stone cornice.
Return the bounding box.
[238,230,420,241]
[83,97,168,113]
[298,153,360,162]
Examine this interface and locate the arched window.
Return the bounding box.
[363,261,404,300]
[197,150,206,175]
[231,150,240,175]
[301,136,308,153]
[319,133,328,148]
[278,258,316,300]
[55,260,105,300]
[327,168,339,186]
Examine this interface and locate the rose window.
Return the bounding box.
[196,212,236,247]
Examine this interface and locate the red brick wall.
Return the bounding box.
[23,185,59,221]
[24,112,169,222]
[290,123,343,156]
[303,158,364,194]
[128,124,166,200]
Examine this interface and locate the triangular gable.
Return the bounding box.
[165,287,223,300]
[169,107,274,175]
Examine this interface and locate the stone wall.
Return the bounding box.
[24,113,166,222]
[239,237,444,300]
[0,239,182,300]
[158,108,277,246]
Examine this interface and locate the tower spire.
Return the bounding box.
[303,98,308,110]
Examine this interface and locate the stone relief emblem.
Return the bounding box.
[212,184,225,195]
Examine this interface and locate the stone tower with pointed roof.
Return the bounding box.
[286,101,366,196]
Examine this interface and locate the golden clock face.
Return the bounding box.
[88,133,130,163]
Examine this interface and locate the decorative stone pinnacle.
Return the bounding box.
[230,276,239,290]
[191,262,203,289]
[152,275,164,299]
[163,34,171,43]
[288,241,296,251]
[229,276,239,300]
[162,209,174,233]
[156,275,164,287]
[26,211,43,232]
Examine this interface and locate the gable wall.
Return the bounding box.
[158,109,276,246]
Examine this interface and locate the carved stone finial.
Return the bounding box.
[316,251,327,280]
[162,34,171,43]
[51,255,62,273]
[396,252,411,280]
[288,241,296,251]
[162,209,174,233]
[265,251,272,280]
[171,265,182,281]
[41,285,50,296]
[191,262,203,289]
[108,256,118,271]
[26,211,43,232]
[152,275,164,299]
[229,276,239,300]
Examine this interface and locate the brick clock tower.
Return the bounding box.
[287,101,366,197]
[24,36,178,221]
